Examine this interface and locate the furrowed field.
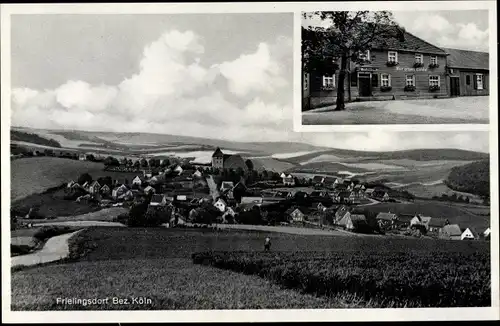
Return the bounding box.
[11,227,490,310]
[192,250,490,307]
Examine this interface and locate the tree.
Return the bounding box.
[245,159,254,171]
[140,158,149,168]
[302,11,402,110]
[160,159,170,168]
[104,156,120,167]
[78,173,93,185]
[134,160,141,169]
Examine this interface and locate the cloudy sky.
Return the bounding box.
[11,14,489,153]
[303,10,489,52]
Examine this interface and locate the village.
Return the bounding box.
[16,147,491,242]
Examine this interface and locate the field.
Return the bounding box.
[11,227,491,310]
[192,250,490,307]
[364,200,490,231]
[11,157,105,201]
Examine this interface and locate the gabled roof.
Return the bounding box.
[212,147,224,157]
[312,176,324,182]
[223,154,248,171]
[441,224,462,236]
[397,213,415,223]
[372,27,448,55]
[442,47,489,70]
[376,212,397,221]
[428,217,447,228]
[462,227,480,238]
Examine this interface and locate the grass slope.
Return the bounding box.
[11,157,104,201]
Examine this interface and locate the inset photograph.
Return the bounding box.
[301,10,490,125]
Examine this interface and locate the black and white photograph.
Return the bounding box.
[301,10,491,125]
[1,2,498,324]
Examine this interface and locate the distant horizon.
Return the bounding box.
[10,125,491,154]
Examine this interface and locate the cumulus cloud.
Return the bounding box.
[11,29,293,142]
[394,12,489,51]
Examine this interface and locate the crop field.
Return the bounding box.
[11,227,490,309]
[192,250,490,307]
[11,157,105,201]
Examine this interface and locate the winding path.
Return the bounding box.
[11,230,83,267]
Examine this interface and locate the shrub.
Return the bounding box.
[404,85,416,92]
[386,61,398,67]
[429,85,440,92]
[413,62,424,68]
[380,86,392,92]
[428,63,440,68]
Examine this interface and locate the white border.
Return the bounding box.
[293,1,497,132]
[1,2,499,323]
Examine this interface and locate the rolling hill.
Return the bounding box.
[446,160,490,198]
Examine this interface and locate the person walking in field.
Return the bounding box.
[264,237,271,252]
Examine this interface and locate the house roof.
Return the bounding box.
[442,47,489,70]
[463,227,480,238]
[442,224,462,236]
[372,190,387,197]
[397,214,415,223]
[350,214,366,222]
[335,184,348,190]
[150,194,164,203]
[312,176,324,182]
[338,191,351,198]
[365,188,375,193]
[324,177,337,184]
[376,212,397,221]
[212,147,224,158]
[428,217,447,228]
[371,27,448,55]
[241,196,263,204]
[223,155,248,171]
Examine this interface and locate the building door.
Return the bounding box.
[358,73,372,96]
[450,77,460,96]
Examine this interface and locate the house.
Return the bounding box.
[288,207,308,223]
[173,165,183,175]
[211,148,248,172]
[82,181,90,190]
[334,183,348,192]
[443,47,489,97]
[394,214,414,229]
[144,185,156,195]
[67,180,76,188]
[240,196,263,205]
[88,181,101,194]
[275,190,293,199]
[143,169,153,178]
[338,213,366,231]
[132,176,144,186]
[365,188,375,197]
[483,227,491,239]
[410,214,432,230]
[316,202,327,212]
[176,195,188,202]
[461,227,480,240]
[100,184,111,195]
[439,224,463,240]
[222,207,236,223]
[323,177,338,189]
[303,26,449,110]
[149,194,167,207]
[334,205,350,224]
[78,153,87,161]
[112,185,128,199]
[192,170,203,178]
[220,181,234,193]
[376,212,397,228]
[282,174,295,186]
[427,217,448,233]
[214,198,227,212]
[312,176,325,186]
[336,191,353,204]
[372,190,389,202]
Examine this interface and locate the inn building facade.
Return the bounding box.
[443,48,489,97]
[303,28,488,110]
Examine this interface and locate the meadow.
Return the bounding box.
[11,157,104,201]
[11,227,490,310]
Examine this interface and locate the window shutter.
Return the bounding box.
[473,75,478,89]
[351,71,357,87]
[371,74,378,87]
[483,74,487,89]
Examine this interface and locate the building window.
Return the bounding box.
[388,51,398,63]
[359,50,370,61]
[429,75,440,87]
[466,75,471,85]
[430,56,438,65]
[405,75,415,87]
[476,74,484,90]
[415,53,423,63]
[322,75,335,89]
[303,73,309,91]
[381,74,391,87]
